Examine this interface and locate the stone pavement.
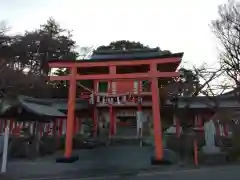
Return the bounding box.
[3,146,181,179]
[121,165,240,180]
[4,165,240,180]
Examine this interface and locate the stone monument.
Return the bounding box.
[136,111,144,136]
[202,120,220,154]
[0,134,3,155]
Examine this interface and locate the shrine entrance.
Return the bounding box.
[48,52,183,163]
[116,110,139,138]
[95,89,153,146]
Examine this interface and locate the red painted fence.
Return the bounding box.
[0,118,82,137]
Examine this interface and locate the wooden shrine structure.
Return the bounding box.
[48,51,183,163]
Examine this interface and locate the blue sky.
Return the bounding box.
[0,0,228,67]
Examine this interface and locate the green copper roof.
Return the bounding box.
[0,95,91,120]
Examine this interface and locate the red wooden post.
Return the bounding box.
[109,66,116,136]
[194,115,198,128]
[150,63,163,161]
[109,104,115,136]
[109,106,114,136]
[93,80,98,136]
[64,66,76,158]
[198,115,203,129]
[112,105,116,135]
[193,139,198,166]
[9,120,14,133]
[223,124,228,137]
[137,80,142,137]
[58,119,63,137]
[137,80,142,112]
[39,123,43,137]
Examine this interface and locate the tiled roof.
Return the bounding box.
[49,52,184,62]
[90,49,178,60]
[18,96,65,117]
[0,95,91,119]
[166,93,240,109]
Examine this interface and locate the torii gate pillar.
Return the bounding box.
[56,67,78,163]
[150,63,164,163]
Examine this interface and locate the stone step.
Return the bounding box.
[199,152,228,165]
[109,136,142,146]
[116,127,137,137]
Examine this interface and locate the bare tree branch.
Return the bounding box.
[212,0,240,87]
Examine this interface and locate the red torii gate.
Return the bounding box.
[48,53,182,163]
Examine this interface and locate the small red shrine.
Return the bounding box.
[48,50,183,163]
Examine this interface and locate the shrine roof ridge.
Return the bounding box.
[92,48,161,54]
[48,52,184,63]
